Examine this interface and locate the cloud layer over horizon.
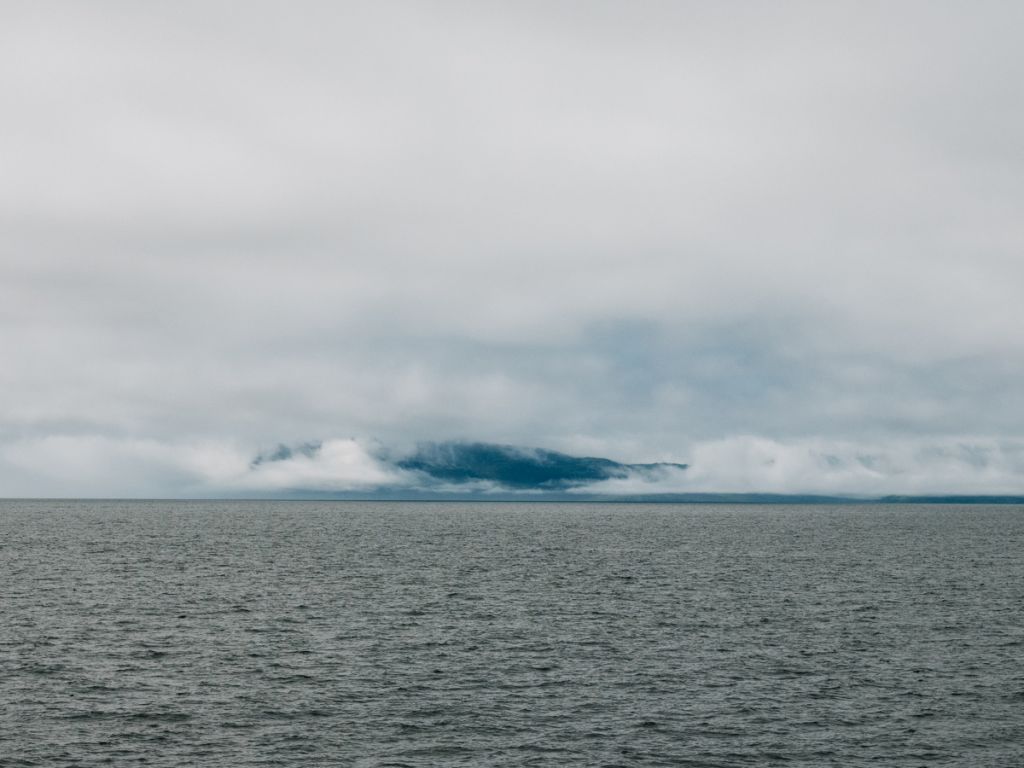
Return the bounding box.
[3,2,1024,496]
[3,436,1024,499]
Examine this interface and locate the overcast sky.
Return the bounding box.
[2,1,1023,496]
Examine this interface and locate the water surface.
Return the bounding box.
[2,501,1022,766]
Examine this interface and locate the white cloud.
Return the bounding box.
[2,434,1022,498]
[238,439,410,492]
[0,436,245,497]
[0,436,413,496]
[582,436,1024,496]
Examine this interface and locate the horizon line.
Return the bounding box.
[3,494,1024,504]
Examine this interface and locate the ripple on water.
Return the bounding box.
[2,500,1023,766]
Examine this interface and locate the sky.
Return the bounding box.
[2,1,1023,497]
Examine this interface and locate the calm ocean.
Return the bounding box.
[2,501,1022,766]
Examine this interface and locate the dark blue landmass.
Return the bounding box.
[393,441,687,490]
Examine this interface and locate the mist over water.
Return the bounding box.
[3,501,1022,766]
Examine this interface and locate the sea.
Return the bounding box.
[2,500,1022,767]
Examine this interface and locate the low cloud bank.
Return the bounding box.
[243,440,409,492]
[659,436,1024,497]
[1,434,1023,498]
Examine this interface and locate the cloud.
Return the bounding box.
[0,435,247,497]
[240,439,410,492]
[1,3,1023,494]
[642,436,1024,496]
[2,434,1022,498]
[0,436,413,497]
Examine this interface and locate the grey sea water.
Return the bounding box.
[2,501,1022,767]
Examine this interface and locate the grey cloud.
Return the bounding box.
[1,2,1023,495]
